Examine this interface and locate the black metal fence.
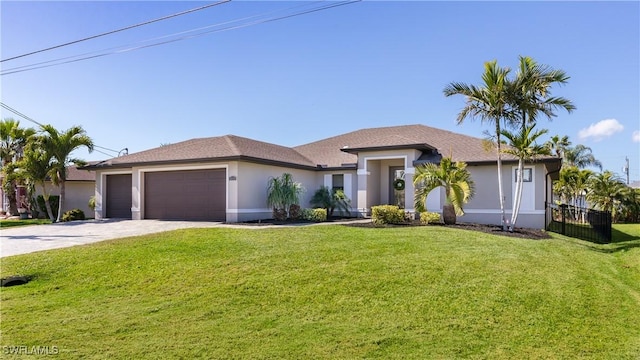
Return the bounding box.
[545,203,612,244]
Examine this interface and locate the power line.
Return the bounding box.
[1,102,44,127]
[1,102,121,158]
[1,0,231,63]
[1,0,361,76]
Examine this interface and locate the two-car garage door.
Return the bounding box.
[144,169,226,221]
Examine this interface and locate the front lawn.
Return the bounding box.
[0,218,52,228]
[1,225,639,359]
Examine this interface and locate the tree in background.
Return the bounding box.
[586,171,627,222]
[38,124,94,222]
[0,118,36,215]
[563,144,603,170]
[413,157,475,225]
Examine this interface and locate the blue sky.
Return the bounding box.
[1,1,639,181]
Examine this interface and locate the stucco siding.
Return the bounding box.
[36,181,95,217]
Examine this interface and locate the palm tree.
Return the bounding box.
[16,142,57,221]
[444,60,514,230]
[564,144,603,170]
[39,124,94,222]
[500,124,550,230]
[545,134,572,159]
[586,171,626,221]
[553,166,594,221]
[413,157,475,225]
[509,56,575,132]
[266,173,304,220]
[0,118,36,215]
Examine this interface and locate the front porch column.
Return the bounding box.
[404,167,416,213]
[357,168,368,216]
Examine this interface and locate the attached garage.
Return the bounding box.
[144,169,226,221]
[106,174,132,219]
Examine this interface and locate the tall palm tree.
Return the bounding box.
[500,124,550,230]
[413,157,475,225]
[553,166,594,221]
[564,144,603,170]
[545,134,572,159]
[444,60,514,230]
[0,118,36,215]
[39,124,94,222]
[509,56,575,132]
[586,171,626,221]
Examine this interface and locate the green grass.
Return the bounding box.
[1,225,639,359]
[0,218,52,228]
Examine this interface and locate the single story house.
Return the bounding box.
[84,124,561,228]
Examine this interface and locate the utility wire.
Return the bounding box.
[1,0,360,76]
[1,102,44,127]
[1,0,231,63]
[1,102,121,158]
[2,0,319,74]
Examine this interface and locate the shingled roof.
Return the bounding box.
[294,124,528,167]
[90,135,317,169]
[87,124,558,170]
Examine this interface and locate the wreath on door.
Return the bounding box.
[393,178,405,191]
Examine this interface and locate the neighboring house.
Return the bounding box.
[84,124,561,228]
[1,165,96,217]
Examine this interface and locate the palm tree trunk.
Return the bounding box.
[6,181,19,216]
[496,127,507,231]
[56,178,65,222]
[511,159,524,230]
[40,184,55,221]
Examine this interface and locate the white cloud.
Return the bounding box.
[578,119,624,141]
[633,130,640,143]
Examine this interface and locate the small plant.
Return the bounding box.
[62,208,85,222]
[266,173,304,220]
[420,212,441,225]
[88,196,96,211]
[302,208,327,222]
[309,186,351,217]
[371,205,405,225]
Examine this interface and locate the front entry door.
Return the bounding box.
[389,166,405,208]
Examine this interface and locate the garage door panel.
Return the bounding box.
[106,174,132,219]
[144,169,226,221]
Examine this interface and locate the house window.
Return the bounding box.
[515,168,532,182]
[332,174,344,191]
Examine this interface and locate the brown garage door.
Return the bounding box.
[144,169,226,221]
[106,174,132,218]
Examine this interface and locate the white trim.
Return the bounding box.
[361,155,409,172]
[463,209,545,215]
[343,173,353,202]
[324,174,332,188]
[227,208,271,214]
[404,167,415,175]
[357,169,369,176]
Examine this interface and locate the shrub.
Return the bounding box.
[62,209,85,222]
[371,205,405,225]
[309,186,351,217]
[88,196,96,211]
[420,212,441,225]
[302,208,327,222]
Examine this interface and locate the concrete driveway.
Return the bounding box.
[1,219,223,258]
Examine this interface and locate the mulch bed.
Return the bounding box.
[233,217,551,240]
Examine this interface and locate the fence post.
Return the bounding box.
[560,204,566,235]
